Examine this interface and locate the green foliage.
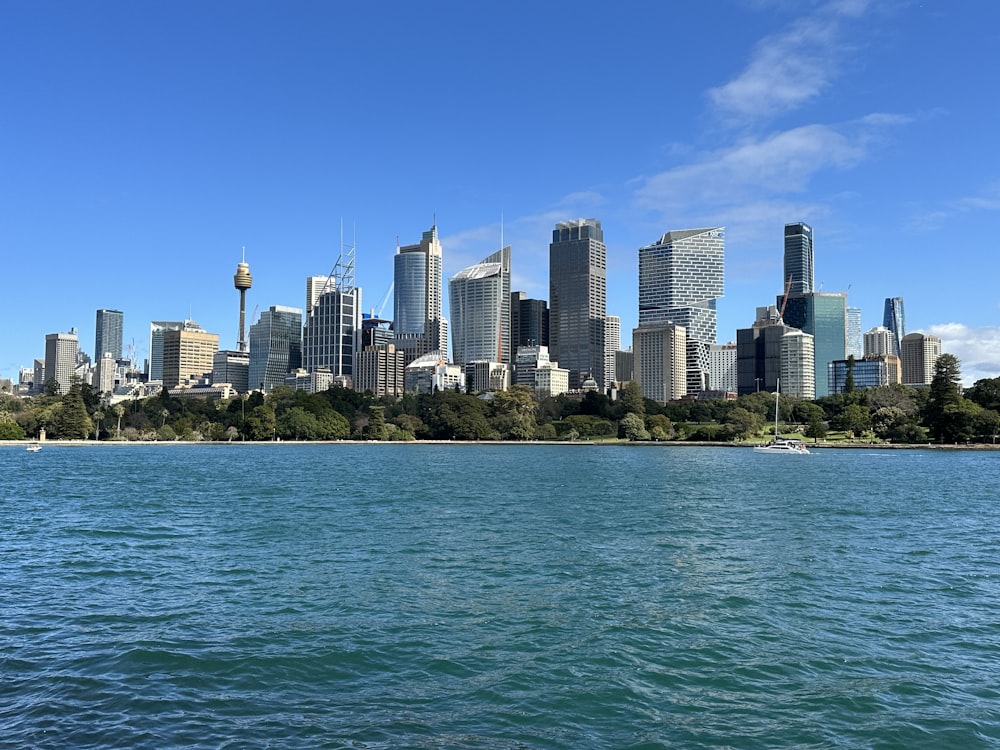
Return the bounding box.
[620,412,650,441]
[832,403,871,437]
[723,406,764,440]
[620,381,645,417]
[554,414,615,439]
[965,377,1000,414]
[645,414,674,441]
[366,406,389,441]
[0,421,26,440]
[418,390,498,440]
[489,386,537,440]
[924,354,972,443]
[52,382,93,439]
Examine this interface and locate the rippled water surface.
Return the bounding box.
[3,444,1000,748]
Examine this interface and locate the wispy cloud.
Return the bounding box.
[907,182,1000,231]
[925,322,1000,385]
[708,0,870,122]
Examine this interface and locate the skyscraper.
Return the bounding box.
[784,222,814,295]
[148,321,185,381]
[633,324,687,404]
[303,287,361,381]
[510,292,549,351]
[448,246,511,366]
[95,309,123,361]
[249,305,303,392]
[638,227,725,394]
[549,219,606,390]
[883,297,906,356]
[44,330,79,394]
[604,315,620,389]
[846,306,863,359]
[394,224,446,362]
[778,292,847,398]
[900,332,941,386]
[162,321,219,389]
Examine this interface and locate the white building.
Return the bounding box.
[708,342,737,393]
[779,329,816,400]
[633,324,687,404]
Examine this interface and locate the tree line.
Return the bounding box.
[2,354,998,445]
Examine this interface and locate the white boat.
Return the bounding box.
[754,380,810,455]
[26,442,42,452]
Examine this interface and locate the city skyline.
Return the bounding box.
[3,2,1000,386]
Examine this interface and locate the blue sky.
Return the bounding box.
[3,0,999,385]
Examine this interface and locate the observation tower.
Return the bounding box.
[234,247,252,352]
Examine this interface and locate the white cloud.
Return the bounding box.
[925,323,1000,385]
[708,0,870,121]
[906,182,1000,232]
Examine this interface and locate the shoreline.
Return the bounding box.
[4,439,999,451]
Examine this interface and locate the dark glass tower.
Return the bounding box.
[549,219,606,389]
[783,223,814,295]
[883,297,906,357]
[510,292,549,351]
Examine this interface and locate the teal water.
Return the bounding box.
[2,444,999,749]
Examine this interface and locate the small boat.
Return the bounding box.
[754,380,810,455]
[26,442,42,452]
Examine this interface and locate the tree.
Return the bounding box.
[645,414,674,441]
[366,406,388,441]
[52,382,93,440]
[0,421,26,440]
[925,353,969,442]
[620,380,645,417]
[724,407,764,440]
[277,407,319,440]
[92,409,104,440]
[489,386,537,440]
[113,404,126,437]
[620,412,650,441]
[833,403,871,437]
[965,376,1000,414]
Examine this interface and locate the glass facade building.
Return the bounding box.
[777,292,847,398]
[249,305,303,392]
[783,222,814,295]
[303,289,361,380]
[883,297,906,357]
[549,219,606,390]
[393,225,445,362]
[510,292,549,351]
[638,227,724,394]
[448,246,511,366]
[95,309,123,361]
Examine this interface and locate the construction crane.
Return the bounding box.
[777,275,793,323]
[377,281,394,319]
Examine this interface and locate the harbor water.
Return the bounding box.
[2,443,999,748]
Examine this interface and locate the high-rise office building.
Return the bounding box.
[883,297,906,356]
[510,292,549,350]
[162,322,219,390]
[638,227,725,394]
[604,315,620,389]
[846,306,863,359]
[394,224,447,362]
[95,309,123,361]
[633,324,687,404]
[549,219,606,390]
[778,292,847,398]
[736,320,796,396]
[148,321,185,381]
[900,332,941,386]
[448,246,511,366]
[354,343,406,398]
[784,222,814,295]
[212,350,250,393]
[44,330,79,394]
[249,305,303,392]
[303,288,361,381]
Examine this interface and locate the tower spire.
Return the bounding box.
[234,246,253,352]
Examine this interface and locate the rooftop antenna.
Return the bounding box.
[323,218,356,295]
